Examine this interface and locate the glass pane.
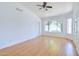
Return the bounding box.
[49,20,57,32]
[45,25,48,32]
[57,23,61,32]
[44,20,63,32]
[45,21,49,32]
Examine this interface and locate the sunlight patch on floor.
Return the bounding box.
[48,40,60,55]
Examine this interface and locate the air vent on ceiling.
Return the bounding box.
[16,8,23,12]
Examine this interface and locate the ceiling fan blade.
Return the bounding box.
[46,6,52,8]
[36,5,42,7]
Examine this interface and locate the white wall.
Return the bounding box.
[0,2,41,49]
[72,2,79,54]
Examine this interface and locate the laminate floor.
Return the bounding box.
[0,35,78,56]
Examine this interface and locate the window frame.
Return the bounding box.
[44,19,63,33]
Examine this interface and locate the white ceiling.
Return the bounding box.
[19,2,73,18]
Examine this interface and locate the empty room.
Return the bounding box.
[0,2,79,56]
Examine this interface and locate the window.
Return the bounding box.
[67,18,72,34]
[45,20,63,32]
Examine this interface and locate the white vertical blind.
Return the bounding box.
[67,18,72,34]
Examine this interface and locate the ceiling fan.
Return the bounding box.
[36,2,52,11]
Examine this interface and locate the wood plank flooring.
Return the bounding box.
[0,35,78,56]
